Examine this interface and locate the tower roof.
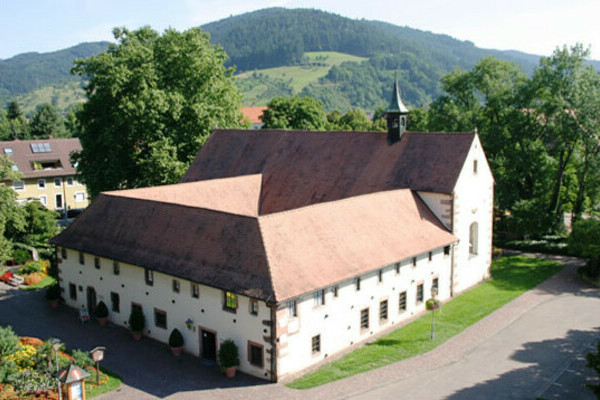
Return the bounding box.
[386,73,409,114]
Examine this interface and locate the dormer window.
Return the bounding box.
[4,148,13,155]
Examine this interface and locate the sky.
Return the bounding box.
[1,0,599,60]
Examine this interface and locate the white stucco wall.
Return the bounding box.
[57,249,274,380]
[275,247,452,378]
[451,135,494,293]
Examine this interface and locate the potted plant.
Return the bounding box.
[128,308,145,340]
[168,328,184,356]
[95,301,109,326]
[426,298,440,311]
[45,284,61,308]
[218,339,240,378]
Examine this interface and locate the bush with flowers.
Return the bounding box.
[0,325,113,399]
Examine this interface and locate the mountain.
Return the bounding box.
[2,8,598,113]
[0,42,110,107]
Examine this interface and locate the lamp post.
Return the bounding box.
[90,347,105,387]
[49,338,62,400]
[430,286,438,341]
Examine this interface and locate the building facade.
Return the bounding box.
[0,138,89,211]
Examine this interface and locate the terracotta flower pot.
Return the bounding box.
[170,346,182,356]
[97,316,108,326]
[225,367,237,378]
[131,331,142,340]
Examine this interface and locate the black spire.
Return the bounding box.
[384,71,409,143]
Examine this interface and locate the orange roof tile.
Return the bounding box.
[241,107,267,124]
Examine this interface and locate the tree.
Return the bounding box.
[5,101,28,140]
[72,26,244,198]
[29,103,62,138]
[338,109,371,131]
[6,102,22,121]
[0,156,26,262]
[18,201,59,249]
[261,96,327,130]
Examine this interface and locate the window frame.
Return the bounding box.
[79,252,84,265]
[355,277,361,291]
[94,257,100,270]
[191,283,199,298]
[379,299,389,322]
[154,308,167,329]
[172,279,180,293]
[144,268,154,286]
[313,289,325,307]
[113,261,120,275]
[399,291,407,312]
[287,300,297,318]
[12,181,24,191]
[360,307,369,331]
[61,248,67,259]
[111,292,120,313]
[224,291,238,312]
[416,282,424,304]
[69,283,77,300]
[249,299,259,315]
[248,341,264,368]
[54,177,62,188]
[66,177,74,186]
[38,179,46,189]
[311,334,321,355]
[38,195,47,206]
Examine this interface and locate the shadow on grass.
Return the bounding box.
[447,327,600,400]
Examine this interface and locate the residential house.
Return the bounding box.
[50,80,493,381]
[241,106,267,129]
[0,138,89,211]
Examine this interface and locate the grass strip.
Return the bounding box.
[288,256,563,389]
[85,366,122,398]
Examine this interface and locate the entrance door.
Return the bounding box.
[86,287,97,314]
[201,329,216,361]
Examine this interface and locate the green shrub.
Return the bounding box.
[45,284,60,301]
[218,339,239,369]
[0,325,19,357]
[586,341,600,398]
[169,329,184,348]
[71,349,93,368]
[128,308,145,332]
[12,248,31,265]
[95,301,109,318]
[19,260,47,275]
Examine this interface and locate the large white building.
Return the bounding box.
[50,81,494,381]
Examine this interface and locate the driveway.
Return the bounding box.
[1,253,599,399]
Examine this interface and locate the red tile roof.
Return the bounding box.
[0,138,82,179]
[241,107,267,124]
[52,129,475,303]
[182,130,475,214]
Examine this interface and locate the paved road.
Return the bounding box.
[1,253,599,399]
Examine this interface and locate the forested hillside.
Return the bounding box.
[0,42,109,106]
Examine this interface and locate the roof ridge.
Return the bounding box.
[258,188,415,219]
[256,218,278,303]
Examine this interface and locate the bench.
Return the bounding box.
[8,274,24,287]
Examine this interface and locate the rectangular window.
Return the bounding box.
[66,177,74,186]
[131,303,142,315]
[94,257,100,269]
[172,279,180,293]
[38,179,46,189]
[61,248,67,259]
[12,181,24,191]
[144,269,153,286]
[4,147,13,155]
[432,278,439,293]
[250,299,259,315]
[428,252,432,262]
[111,292,120,313]
[395,262,401,274]
[360,308,369,330]
[224,291,237,311]
[473,159,478,174]
[313,289,325,307]
[355,277,361,291]
[154,308,167,329]
[378,269,383,283]
[113,261,120,275]
[55,193,63,209]
[69,283,77,300]
[287,300,297,318]
[412,257,417,267]
[416,283,424,304]
[399,291,407,312]
[74,192,86,203]
[311,335,321,354]
[79,252,84,265]
[380,299,388,322]
[54,178,62,187]
[38,195,47,206]
[444,245,451,256]
[248,342,264,367]
[333,286,339,298]
[191,283,199,298]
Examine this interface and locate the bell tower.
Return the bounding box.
[384,71,409,144]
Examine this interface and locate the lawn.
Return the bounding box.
[86,366,122,398]
[288,255,563,389]
[21,275,56,291]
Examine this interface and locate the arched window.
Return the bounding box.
[469,222,479,255]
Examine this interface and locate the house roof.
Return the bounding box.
[0,138,81,179]
[241,106,267,124]
[182,129,476,214]
[51,184,457,302]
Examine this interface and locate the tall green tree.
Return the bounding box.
[262,96,327,130]
[5,102,28,140]
[72,26,244,197]
[29,103,62,138]
[0,156,26,262]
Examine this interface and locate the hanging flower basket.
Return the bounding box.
[426,298,440,310]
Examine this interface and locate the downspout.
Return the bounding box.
[269,302,277,382]
[450,191,455,298]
